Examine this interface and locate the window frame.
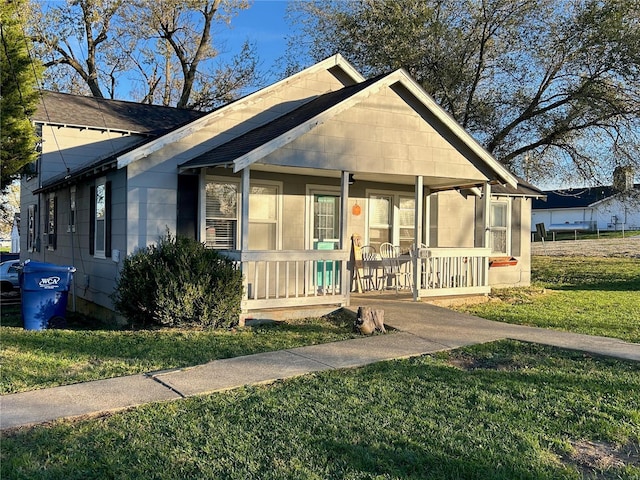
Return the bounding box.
[204,176,282,250]
[489,198,511,255]
[46,194,57,251]
[27,204,38,252]
[365,189,416,252]
[90,177,111,258]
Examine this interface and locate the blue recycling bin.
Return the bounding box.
[21,261,76,330]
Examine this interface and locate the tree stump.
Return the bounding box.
[354,307,386,335]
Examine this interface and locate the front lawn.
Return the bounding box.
[454,256,640,343]
[3,340,639,479]
[0,309,357,394]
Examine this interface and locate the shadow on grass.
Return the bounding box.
[548,279,640,292]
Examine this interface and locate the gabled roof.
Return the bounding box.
[532,184,640,209]
[117,54,365,168]
[33,91,206,135]
[33,91,207,194]
[179,75,383,170]
[180,68,518,189]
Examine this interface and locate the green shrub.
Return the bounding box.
[112,233,243,328]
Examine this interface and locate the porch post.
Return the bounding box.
[413,175,423,301]
[483,181,492,248]
[424,188,431,247]
[340,171,350,306]
[240,167,250,251]
[483,181,492,288]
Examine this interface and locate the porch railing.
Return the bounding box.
[220,250,349,311]
[414,247,491,298]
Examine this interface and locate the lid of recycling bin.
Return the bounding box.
[22,260,76,274]
[20,260,76,291]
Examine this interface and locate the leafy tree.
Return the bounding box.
[287,0,640,186]
[0,181,21,238]
[29,0,261,109]
[0,0,41,191]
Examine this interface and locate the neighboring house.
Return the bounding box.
[11,213,20,253]
[21,54,543,323]
[532,173,640,235]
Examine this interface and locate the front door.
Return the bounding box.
[309,189,341,291]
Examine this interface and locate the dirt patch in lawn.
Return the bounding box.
[560,439,640,479]
[532,236,640,258]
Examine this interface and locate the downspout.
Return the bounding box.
[69,186,76,312]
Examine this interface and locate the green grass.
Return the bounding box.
[0,309,358,394]
[454,256,640,343]
[2,340,639,479]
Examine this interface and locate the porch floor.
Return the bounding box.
[350,290,491,308]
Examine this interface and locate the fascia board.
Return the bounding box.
[117,54,364,169]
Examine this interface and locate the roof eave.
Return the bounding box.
[117,54,365,169]
[34,159,118,194]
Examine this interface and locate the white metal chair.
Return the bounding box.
[379,242,412,292]
[360,245,380,291]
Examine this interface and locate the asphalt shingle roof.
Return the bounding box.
[180,76,382,169]
[532,185,640,209]
[33,91,206,135]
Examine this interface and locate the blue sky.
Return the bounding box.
[217,0,292,81]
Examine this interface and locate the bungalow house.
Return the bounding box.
[21,54,543,324]
[532,168,640,236]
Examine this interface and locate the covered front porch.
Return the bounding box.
[211,168,497,317]
[175,64,520,320]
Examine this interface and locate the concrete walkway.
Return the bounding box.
[2,301,639,431]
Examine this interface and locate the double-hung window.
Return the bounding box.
[205,180,238,249]
[490,200,510,254]
[90,178,111,258]
[205,178,281,250]
[249,184,279,250]
[47,195,57,250]
[368,194,392,248]
[367,192,415,252]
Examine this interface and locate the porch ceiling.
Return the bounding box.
[249,163,490,191]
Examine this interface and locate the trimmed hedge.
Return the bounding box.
[112,233,243,328]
